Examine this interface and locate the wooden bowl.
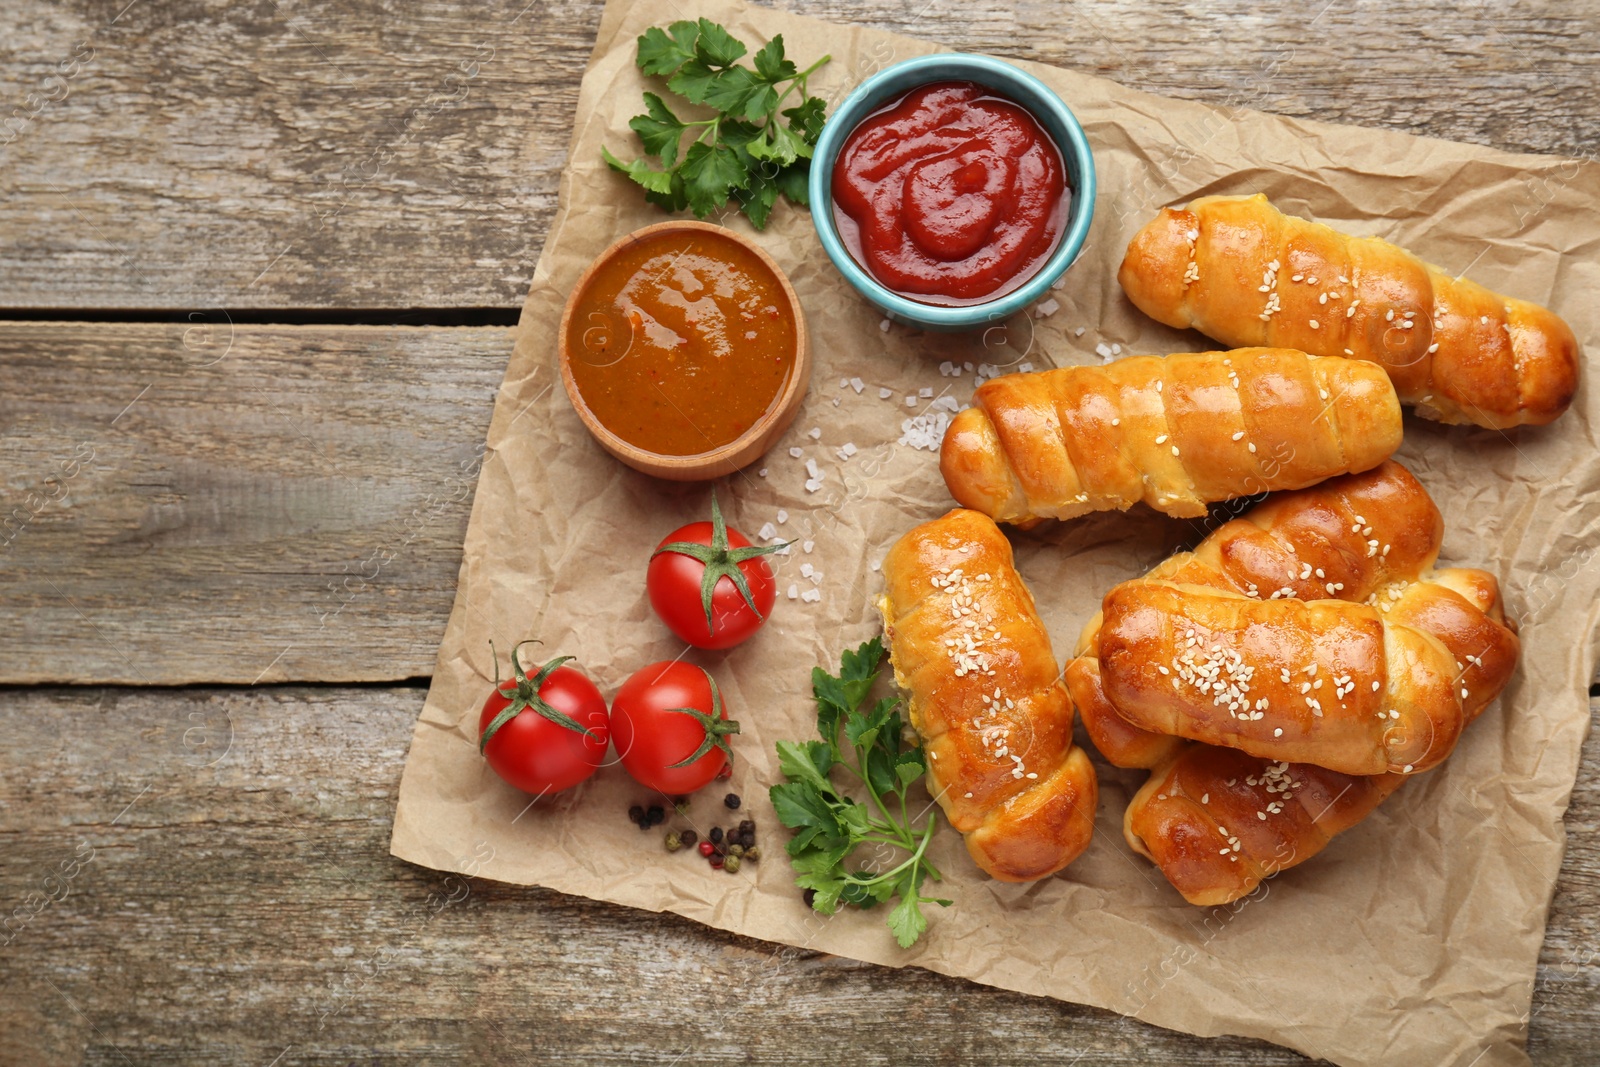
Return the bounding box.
[557,220,811,482]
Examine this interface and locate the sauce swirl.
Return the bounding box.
[832,81,1069,305]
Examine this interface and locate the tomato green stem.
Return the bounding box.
[652,491,790,636]
[478,640,597,752]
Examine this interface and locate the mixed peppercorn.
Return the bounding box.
[629,793,756,874]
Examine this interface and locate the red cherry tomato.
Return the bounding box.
[478,643,609,796]
[648,492,785,650]
[610,661,740,793]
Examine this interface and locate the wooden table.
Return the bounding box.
[3,1,1596,1063]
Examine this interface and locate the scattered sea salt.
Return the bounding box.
[898,411,951,451]
[788,446,803,459]
[758,522,777,540]
[776,509,788,523]
[787,584,799,600]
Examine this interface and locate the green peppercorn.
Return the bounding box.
[742,846,759,863]
[723,854,742,874]
[664,830,682,853]
[727,844,745,858]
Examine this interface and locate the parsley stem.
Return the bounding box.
[847,814,940,887]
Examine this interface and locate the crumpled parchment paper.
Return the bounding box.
[392,1,1600,1062]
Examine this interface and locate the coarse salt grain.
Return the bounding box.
[898,411,951,451]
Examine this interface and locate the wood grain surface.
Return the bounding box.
[0,0,1593,310]
[0,322,505,685]
[3,0,1597,1062]
[1,684,1595,1066]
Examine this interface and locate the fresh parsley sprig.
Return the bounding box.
[770,637,951,949]
[601,18,830,229]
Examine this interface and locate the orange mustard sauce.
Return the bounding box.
[566,230,797,457]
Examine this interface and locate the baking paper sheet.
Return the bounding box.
[392,1,1600,1062]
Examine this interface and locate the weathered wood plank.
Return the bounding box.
[0,322,505,685]
[1,0,1594,309]
[1,684,1594,1064]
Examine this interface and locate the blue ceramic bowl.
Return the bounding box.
[809,53,1097,332]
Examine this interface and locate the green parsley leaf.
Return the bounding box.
[774,163,811,208]
[770,638,949,949]
[783,97,828,143]
[604,21,830,229]
[735,171,780,229]
[775,739,834,796]
[636,21,699,78]
[601,146,676,196]
[665,59,719,106]
[887,883,929,948]
[629,93,688,167]
[692,18,747,67]
[753,35,798,83]
[679,141,749,218]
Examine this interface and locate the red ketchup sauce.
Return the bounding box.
[831,81,1069,306]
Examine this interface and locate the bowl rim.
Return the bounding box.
[808,52,1098,330]
[557,219,811,480]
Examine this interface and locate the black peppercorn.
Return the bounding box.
[679,829,698,847]
[646,804,665,826]
[628,804,645,825]
[739,819,755,835]
[709,826,724,844]
[803,888,816,907]
[723,792,742,810]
